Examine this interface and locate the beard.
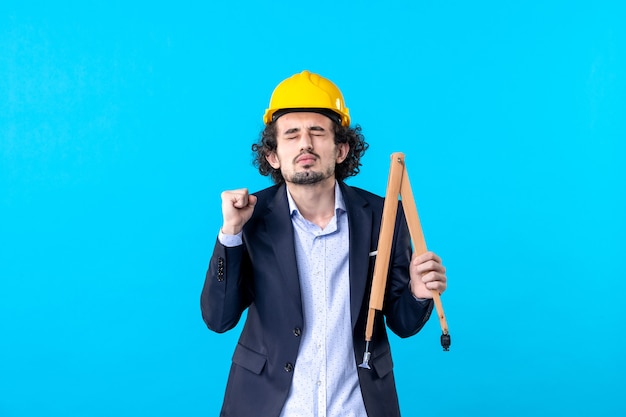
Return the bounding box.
[288,171,327,185]
[281,150,336,185]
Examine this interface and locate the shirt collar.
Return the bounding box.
[286,181,346,217]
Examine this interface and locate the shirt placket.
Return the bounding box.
[311,231,327,417]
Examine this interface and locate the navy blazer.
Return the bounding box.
[201,182,433,417]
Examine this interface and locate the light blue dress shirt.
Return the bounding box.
[278,183,367,417]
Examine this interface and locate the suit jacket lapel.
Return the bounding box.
[262,184,303,314]
[340,183,374,330]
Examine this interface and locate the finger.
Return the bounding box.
[226,189,249,208]
[412,251,442,265]
[232,196,247,208]
[232,193,249,209]
[421,271,448,282]
[421,272,445,288]
[421,272,447,291]
[426,280,446,292]
[235,193,256,209]
[413,259,446,275]
[221,189,246,201]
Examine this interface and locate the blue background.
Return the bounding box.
[1,1,624,416]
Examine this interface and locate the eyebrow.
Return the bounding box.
[283,125,327,135]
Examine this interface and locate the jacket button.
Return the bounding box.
[284,362,294,372]
[217,257,225,282]
[293,327,301,337]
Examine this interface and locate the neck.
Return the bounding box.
[286,178,338,228]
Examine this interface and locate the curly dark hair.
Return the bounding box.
[252,121,369,184]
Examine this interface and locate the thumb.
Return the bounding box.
[230,189,250,208]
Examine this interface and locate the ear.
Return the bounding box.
[266,151,280,169]
[336,143,349,164]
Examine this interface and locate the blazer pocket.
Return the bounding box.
[232,343,267,375]
[371,350,394,379]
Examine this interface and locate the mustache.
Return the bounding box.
[294,150,319,164]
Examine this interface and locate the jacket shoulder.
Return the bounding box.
[252,183,282,198]
[346,185,383,201]
[249,184,283,211]
[243,184,287,229]
[341,183,384,209]
[252,183,281,199]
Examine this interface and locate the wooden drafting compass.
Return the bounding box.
[359,152,451,369]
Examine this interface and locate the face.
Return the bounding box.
[266,112,349,186]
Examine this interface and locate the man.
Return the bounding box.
[201,70,447,417]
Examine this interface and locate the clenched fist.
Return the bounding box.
[220,188,257,235]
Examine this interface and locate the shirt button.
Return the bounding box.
[293,327,301,337]
[284,362,294,372]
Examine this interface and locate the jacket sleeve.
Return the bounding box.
[382,206,434,338]
[200,237,253,333]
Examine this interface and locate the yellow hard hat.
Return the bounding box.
[263,70,350,126]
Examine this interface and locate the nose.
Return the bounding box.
[300,134,313,151]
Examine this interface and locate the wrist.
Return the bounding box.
[221,225,242,235]
[410,280,433,300]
